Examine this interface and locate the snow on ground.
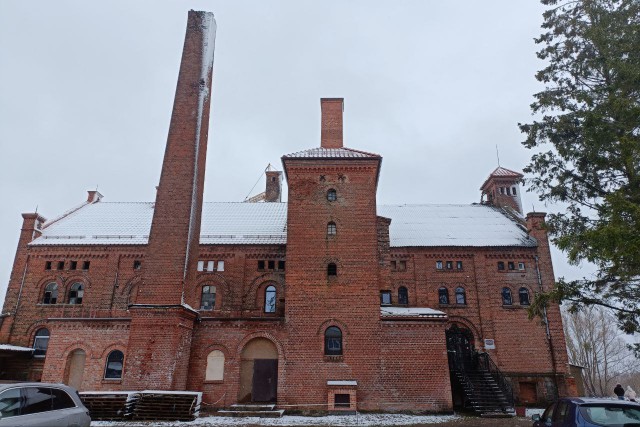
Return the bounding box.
[92,413,460,426]
[526,408,545,417]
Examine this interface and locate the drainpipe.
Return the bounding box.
[535,255,559,397]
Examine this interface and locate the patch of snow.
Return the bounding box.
[381,307,447,318]
[327,380,357,386]
[91,413,460,426]
[526,408,545,417]
[0,344,34,352]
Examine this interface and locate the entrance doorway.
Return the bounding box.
[64,349,86,390]
[239,338,278,403]
[446,325,475,408]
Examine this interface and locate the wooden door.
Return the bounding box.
[252,359,277,402]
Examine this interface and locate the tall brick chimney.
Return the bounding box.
[125,10,216,391]
[320,98,343,148]
[265,170,282,202]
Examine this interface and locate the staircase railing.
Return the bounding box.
[476,352,514,408]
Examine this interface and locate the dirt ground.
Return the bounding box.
[408,416,533,427]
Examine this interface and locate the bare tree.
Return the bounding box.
[563,306,636,396]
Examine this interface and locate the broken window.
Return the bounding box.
[258,260,265,270]
[519,287,530,306]
[438,287,449,304]
[265,285,276,313]
[327,222,337,236]
[69,261,77,271]
[380,290,392,305]
[82,261,90,270]
[133,260,142,270]
[45,261,52,270]
[324,326,342,356]
[455,287,466,305]
[268,260,275,270]
[57,261,64,270]
[68,283,84,304]
[104,350,124,379]
[43,283,58,304]
[398,287,408,305]
[327,263,337,276]
[33,328,50,358]
[502,287,513,305]
[200,285,216,310]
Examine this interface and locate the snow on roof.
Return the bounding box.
[29,202,535,248]
[327,380,357,386]
[378,204,536,247]
[380,307,447,319]
[0,344,34,352]
[282,147,380,159]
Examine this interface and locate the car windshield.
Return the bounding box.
[579,404,640,426]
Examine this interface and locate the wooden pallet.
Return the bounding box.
[80,392,138,421]
[131,391,201,421]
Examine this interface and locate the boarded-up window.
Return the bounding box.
[205,350,225,381]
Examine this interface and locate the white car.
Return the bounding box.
[0,383,91,427]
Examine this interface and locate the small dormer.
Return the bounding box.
[480,167,524,215]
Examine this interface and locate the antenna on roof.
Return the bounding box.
[495,145,501,167]
[532,204,536,213]
[35,205,38,214]
[243,164,271,202]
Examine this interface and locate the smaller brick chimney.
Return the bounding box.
[87,190,103,203]
[321,98,344,149]
[265,170,282,202]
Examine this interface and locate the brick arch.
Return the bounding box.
[196,274,231,310]
[120,275,142,296]
[316,319,349,356]
[61,341,94,360]
[25,320,50,346]
[62,276,90,304]
[98,342,128,360]
[236,331,285,360]
[244,273,284,310]
[446,316,482,343]
[199,343,232,361]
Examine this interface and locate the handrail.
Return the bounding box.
[476,352,514,408]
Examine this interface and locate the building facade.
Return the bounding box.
[0,10,575,413]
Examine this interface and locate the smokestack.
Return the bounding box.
[265,170,282,202]
[320,98,343,149]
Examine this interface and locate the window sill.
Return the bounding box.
[502,305,530,309]
[439,304,467,308]
[203,380,224,384]
[324,355,344,362]
[101,379,122,384]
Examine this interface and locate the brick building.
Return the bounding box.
[0,10,575,414]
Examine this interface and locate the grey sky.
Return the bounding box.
[0,1,595,307]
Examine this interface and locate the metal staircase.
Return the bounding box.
[450,352,515,416]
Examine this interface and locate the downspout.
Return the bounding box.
[535,255,559,397]
[9,253,30,339]
[109,254,121,310]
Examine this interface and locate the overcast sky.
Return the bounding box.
[0,0,597,308]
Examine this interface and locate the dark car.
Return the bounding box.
[0,383,91,427]
[533,397,640,427]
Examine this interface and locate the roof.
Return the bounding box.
[0,344,34,352]
[29,202,536,248]
[380,307,447,319]
[282,147,380,159]
[480,167,524,190]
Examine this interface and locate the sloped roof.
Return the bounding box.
[29,202,536,248]
[378,204,536,247]
[480,167,524,190]
[282,147,380,159]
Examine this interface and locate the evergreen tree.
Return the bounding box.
[520,0,640,340]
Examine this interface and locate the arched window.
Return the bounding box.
[43,283,58,304]
[325,326,342,356]
[502,287,513,305]
[68,283,84,304]
[265,285,276,313]
[455,287,466,305]
[205,350,225,381]
[327,189,337,202]
[200,285,216,310]
[438,287,449,304]
[33,328,50,357]
[398,287,408,305]
[327,263,337,276]
[104,350,124,379]
[327,222,337,236]
[519,287,531,305]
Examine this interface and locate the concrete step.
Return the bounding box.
[229,404,276,411]
[217,409,284,418]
